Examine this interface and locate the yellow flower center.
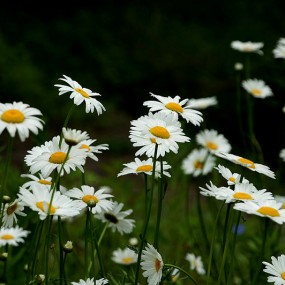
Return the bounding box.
[6,202,18,215]
[49,152,67,164]
[281,204,285,210]
[1,109,25,123]
[38,179,52,185]
[251,88,262,96]
[80,144,91,151]
[281,272,285,280]
[36,201,56,214]
[155,258,162,272]
[82,195,99,204]
[257,206,280,217]
[238,157,256,169]
[229,177,236,183]
[150,138,157,144]
[136,165,153,172]
[194,160,203,169]
[150,126,170,139]
[233,192,252,200]
[207,141,218,150]
[165,102,183,113]
[75,88,90,98]
[1,234,14,240]
[122,257,134,264]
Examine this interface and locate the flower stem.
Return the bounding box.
[164,264,198,285]
[59,104,75,147]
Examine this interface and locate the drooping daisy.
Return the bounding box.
[54,74,106,115]
[26,136,87,177]
[129,112,190,158]
[215,164,249,185]
[62,127,90,146]
[0,101,44,142]
[230,40,264,55]
[18,186,83,220]
[2,199,26,228]
[181,148,216,177]
[95,201,135,235]
[196,129,232,154]
[234,199,285,224]
[273,38,285,59]
[64,185,113,215]
[279,149,285,162]
[186,97,218,110]
[71,277,109,285]
[199,181,229,201]
[78,139,109,162]
[143,92,203,126]
[0,226,30,247]
[111,247,138,265]
[185,253,206,275]
[117,157,171,178]
[263,254,285,284]
[242,79,273,99]
[216,152,276,179]
[141,243,164,285]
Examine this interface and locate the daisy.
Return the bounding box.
[186,96,218,110]
[185,253,206,275]
[0,226,30,247]
[78,139,109,162]
[0,101,44,142]
[129,112,190,158]
[199,181,229,201]
[143,92,203,126]
[141,243,164,285]
[95,201,135,235]
[117,157,171,178]
[230,40,264,55]
[275,195,285,209]
[233,199,285,224]
[215,164,249,185]
[216,152,276,179]
[26,136,87,177]
[242,79,273,99]
[263,254,285,284]
[181,148,216,177]
[64,185,113,214]
[2,198,26,228]
[18,186,83,220]
[196,129,231,154]
[234,62,243,71]
[62,127,90,146]
[273,38,285,59]
[54,74,105,115]
[279,149,285,162]
[111,247,138,265]
[71,277,108,285]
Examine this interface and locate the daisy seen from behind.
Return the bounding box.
[0,226,30,247]
[62,127,90,146]
[186,96,218,110]
[279,149,285,162]
[0,101,44,142]
[242,79,273,99]
[71,277,108,285]
[2,198,26,228]
[54,74,105,115]
[230,40,264,55]
[185,253,206,275]
[263,254,285,284]
[273,38,285,59]
[112,247,138,265]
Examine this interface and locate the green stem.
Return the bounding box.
[58,216,64,285]
[59,104,75,147]
[222,203,232,251]
[144,173,148,217]
[164,264,198,285]
[45,215,54,285]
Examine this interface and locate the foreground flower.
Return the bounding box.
[185,253,206,275]
[141,243,164,285]
[242,79,273,99]
[62,127,90,146]
[215,164,249,185]
[143,93,203,126]
[55,74,105,114]
[71,277,108,285]
[0,226,30,247]
[2,199,26,228]
[216,152,276,179]
[129,112,190,158]
[199,181,229,201]
[273,38,285,59]
[79,139,109,162]
[112,247,138,265]
[230,40,264,55]
[186,96,218,110]
[0,101,44,142]
[263,254,285,284]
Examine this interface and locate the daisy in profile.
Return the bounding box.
[117,157,171,178]
[2,198,26,228]
[196,129,231,154]
[185,253,206,275]
[230,40,264,55]
[0,226,30,247]
[78,139,109,162]
[129,112,190,158]
[54,74,106,115]
[64,185,113,214]
[273,38,285,59]
[0,101,44,142]
[62,127,90,146]
[111,247,138,265]
[181,148,216,177]
[234,199,285,224]
[199,181,229,201]
[216,152,276,179]
[215,164,249,185]
[186,96,218,110]
[141,243,164,285]
[279,149,285,162]
[242,79,273,99]
[263,254,285,284]
[95,200,135,235]
[71,277,108,285]
[143,92,203,126]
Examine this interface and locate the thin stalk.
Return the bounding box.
[58,216,64,285]
[222,203,232,251]
[59,104,75,147]
[45,215,54,285]
[143,174,148,217]
[164,264,198,285]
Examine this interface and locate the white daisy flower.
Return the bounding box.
[170,268,180,282]
[95,200,135,235]
[215,164,249,185]
[0,101,44,142]
[185,253,206,275]
[78,139,109,162]
[181,148,216,177]
[64,185,113,214]
[242,79,273,99]
[216,152,276,179]
[186,96,218,110]
[18,186,83,220]
[129,112,190,158]
[26,136,87,177]
[279,149,285,162]
[111,247,138,265]
[54,74,105,115]
[141,243,164,285]
[71,277,108,285]
[275,195,285,209]
[62,127,90,146]
[196,129,232,154]
[199,181,229,201]
[263,254,285,284]
[2,199,26,228]
[143,92,203,126]
[233,199,285,224]
[0,226,30,247]
[117,157,171,178]
[230,40,264,55]
[273,38,285,59]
